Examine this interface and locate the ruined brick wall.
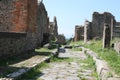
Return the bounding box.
[84,20,92,43]
[0,0,28,32]
[74,25,84,42]
[49,16,58,41]
[37,1,49,46]
[91,12,115,39]
[53,16,58,37]
[25,0,38,50]
[0,0,38,57]
[38,2,48,34]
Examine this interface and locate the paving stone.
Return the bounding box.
[38,49,96,80]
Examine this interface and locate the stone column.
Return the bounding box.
[103,24,111,48]
[111,18,114,40]
[84,20,91,43]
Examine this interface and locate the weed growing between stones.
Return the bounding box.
[71,40,120,75]
[72,47,82,51]
[50,56,74,63]
[85,40,120,75]
[16,62,49,80]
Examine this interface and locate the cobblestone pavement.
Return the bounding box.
[37,49,97,80]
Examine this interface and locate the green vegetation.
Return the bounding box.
[77,51,99,79]
[16,62,49,80]
[50,56,74,63]
[85,40,120,75]
[72,47,82,51]
[16,54,73,79]
[71,39,120,75]
[70,40,84,46]
[35,48,52,53]
[0,48,52,78]
[80,55,96,70]
[35,48,52,56]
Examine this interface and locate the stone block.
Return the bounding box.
[103,24,111,48]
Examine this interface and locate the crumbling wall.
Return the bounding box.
[91,12,115,39]
[74,25,84,42]
[84,20,92,43]
[37,1,48,46]
[49,16,58,42]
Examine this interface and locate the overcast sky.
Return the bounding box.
[38,0,120,38]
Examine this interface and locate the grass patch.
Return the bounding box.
[16,62,49,80]
[35,48,52,56]
[72,47,82,51]
[71,39,120,75]
[0,48,52,78]
[15,55,73,79]
[35,48,52,53]
[84,40,120,75]
[50,56,74,63]
[77,74,87,80]
[80,55,96,71]
[70,40,84,46]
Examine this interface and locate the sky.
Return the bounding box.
[39,0,120,38]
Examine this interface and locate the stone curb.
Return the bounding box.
[82,47,120,80]
[1,53,54,80]
[7,56,50,79]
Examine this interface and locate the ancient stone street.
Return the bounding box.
[37,49,97,80]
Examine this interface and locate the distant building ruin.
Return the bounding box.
[74,25,84,41]
[74,11,120,42]
[49,16,58,41]
[84,20,92,43]
[91,12,115,39]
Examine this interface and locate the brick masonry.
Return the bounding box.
[0,0,47,57]
[37,1,48,46]
[0,0,60,57]
[49,16,58,42]
[74,25,84,41]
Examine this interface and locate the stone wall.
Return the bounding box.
[102,24,111,48]
[114,41,120,54]
[91,12,115,39]
[113,22,120,38]
[84,20,92,43]
[49,16,58,41]
[0,0,28,32]
[0,0,38,57]
[74,25,84,42]
[37,1,48,46]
